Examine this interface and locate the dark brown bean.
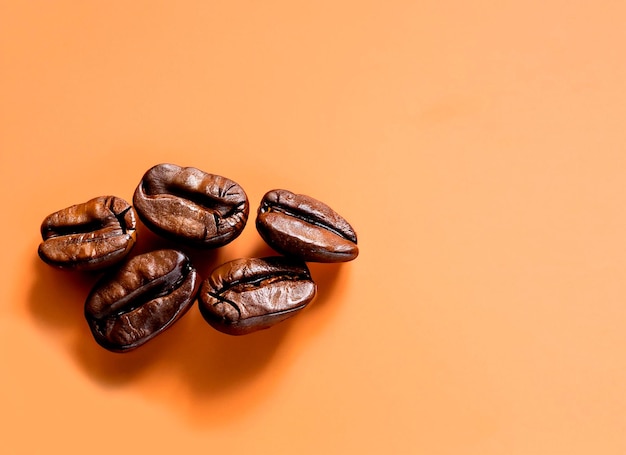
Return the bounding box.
[256,189,358,262]
[84,249,199,352]
[38,196,137,271]
[133,163,249,248]
[197,256,316,335]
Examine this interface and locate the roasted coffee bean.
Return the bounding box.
[197,256,316,335]
[133,163,249,248]
[256,189,358,262]
[85,249,199,352]
[38,196,137,271]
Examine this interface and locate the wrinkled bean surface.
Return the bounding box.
[256,189,358,262]
[133,163,249,248]
[85,249,199,352]
[38,196,137,271]
[198,256,316,335]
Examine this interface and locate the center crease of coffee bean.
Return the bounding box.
[143,183,246,218]
[260,203,353,241]
[93,263,191,319]
[218,272,307,294]
[206,292,242,317]
[113,205,134,235]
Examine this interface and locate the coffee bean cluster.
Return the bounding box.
[37,163,359,352]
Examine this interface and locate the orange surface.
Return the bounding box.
[2,1,626,453]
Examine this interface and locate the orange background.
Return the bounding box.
[2,1,626,453]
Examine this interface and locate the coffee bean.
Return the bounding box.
[84,249,199,352]
[256,189,358,262]
[133,163,249,248]
[197,256,316,335]
[38,196,137,271]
